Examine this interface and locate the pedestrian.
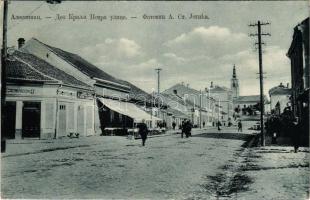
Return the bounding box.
[203,121,206,128]
[185,120,193,138]
[137,119,148,146]
[217,121,221,131]
[188,120,193,137]
[238,120,242,132]
[291,117,300,153]
[172,121,176,130]
[181,119,186,138]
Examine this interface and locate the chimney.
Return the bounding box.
[279,82,283,87]
[186,84,189,88]
[211,81,214,88]
[173,89,177,95]
[18,38,25,49]
[287,83,289,88]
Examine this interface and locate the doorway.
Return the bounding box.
[3,101,16,139]
[22,102,41,138]
[58,103,67,137]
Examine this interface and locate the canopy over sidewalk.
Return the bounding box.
[98,98,162,123]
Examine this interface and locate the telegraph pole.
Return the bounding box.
[155,68,162,94]
[249,21,271,146]
[199,90,202,129]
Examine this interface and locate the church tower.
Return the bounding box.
[231,64,239,99]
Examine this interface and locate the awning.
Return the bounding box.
[98,98,162,122]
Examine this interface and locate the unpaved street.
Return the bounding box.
[2,126,308,200]
[2,128,251,199]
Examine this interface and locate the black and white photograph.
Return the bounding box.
[1,0,309,199]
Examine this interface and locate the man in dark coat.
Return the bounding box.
[238,121,242,132]
[137,119,148,146]
[217,121,221,131]
[172,121,176,130]
[185,120,193,138]
[181,119,186,138]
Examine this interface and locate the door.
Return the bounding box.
[58,103,67,137]
[22,102,41,138]
[3,102,16,139]
[77,105,84,136]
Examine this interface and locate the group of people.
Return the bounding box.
[137,118,243,146]
[181,119,193,138]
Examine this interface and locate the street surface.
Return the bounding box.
[1,124,309,199]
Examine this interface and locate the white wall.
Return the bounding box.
[270,94,291,113]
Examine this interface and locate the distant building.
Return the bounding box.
[234,95,260,108]
[230,64,268,116]
[269,83,291,115]
[208,82,233,125]
[162,83,215,127]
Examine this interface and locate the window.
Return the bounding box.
[59,105,66,110]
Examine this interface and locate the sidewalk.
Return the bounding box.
[236,145,309,200]
[1,129,190,157]
[1,136,121,158]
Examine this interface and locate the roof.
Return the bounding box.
[162,83,204,107]
[163,83,201,96]
[166,107,189,119]
[32,38,124,87]
[160,93,195,107]
[234,95,262,103]
[269,85,291,96]
[7,51,92,89]
[209,85,231,93]
[118,80,152,101]
[6,57,56,83]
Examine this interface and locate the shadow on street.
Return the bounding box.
[192,132,252,141]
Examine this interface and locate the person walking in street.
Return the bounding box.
[238,120,243,132]
[172,121,176,130]
[188,120,193,137]
[137,119,148,146]
[185,120,193,138]
[181,119,186,138]
[203,121,206,128]
[217,121,221,131]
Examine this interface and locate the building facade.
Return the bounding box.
[269,83,291,115]
[3,37,163,139]
[287,17,309,139]
[3,51,95,139]
[162,83,216,127]
[208,82,233,125]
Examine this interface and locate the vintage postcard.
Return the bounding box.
[1,0,309,199]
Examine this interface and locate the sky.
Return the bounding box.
[3,1,309,96]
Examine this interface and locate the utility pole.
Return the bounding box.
[2,0,8,107]
[155,68,162,94]
[249,21,271,146]
[1,0,8,153]
[199,90,202,129]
